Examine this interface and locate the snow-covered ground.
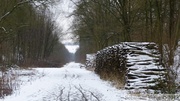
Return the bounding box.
[2,62,149,101]
[2,63,180,101]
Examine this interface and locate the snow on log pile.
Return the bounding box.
[124,42,166,92]
[95,42,167,92]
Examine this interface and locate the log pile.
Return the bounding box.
[95,44,128,80]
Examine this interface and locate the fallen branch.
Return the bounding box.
[89,91,101,101]
[74,85,88,101]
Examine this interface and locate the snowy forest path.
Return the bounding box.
[4,62,144,101]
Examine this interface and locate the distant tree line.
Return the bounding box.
[0,0,71,67]
[73,0,180,66]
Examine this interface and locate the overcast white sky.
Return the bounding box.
[50,0,76,44]
[49,0,79,53]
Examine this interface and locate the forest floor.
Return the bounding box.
[1,62,154,101]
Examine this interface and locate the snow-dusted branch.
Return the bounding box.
[0,0,30,23]
[0,0,52,23]
[0,27,6,32]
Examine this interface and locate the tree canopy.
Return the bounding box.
[73,0,180,64]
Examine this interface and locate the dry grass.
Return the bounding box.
[98,70,126,89]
